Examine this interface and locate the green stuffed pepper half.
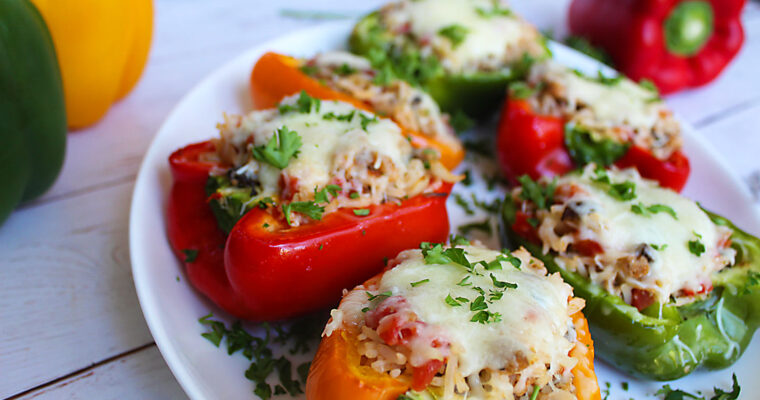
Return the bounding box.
[349,0,549,119]
[500,164,760,380]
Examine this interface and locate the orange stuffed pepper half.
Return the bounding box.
[250,51,464,170]
[306,243,601,400]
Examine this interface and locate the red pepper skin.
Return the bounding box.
[497,98,690,191]
[167,141,451,321]
[568,0,746,94]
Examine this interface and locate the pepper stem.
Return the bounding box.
[664,1,714,56]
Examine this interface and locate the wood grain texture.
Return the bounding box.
[12,345,186,400]
[0,182,153,398]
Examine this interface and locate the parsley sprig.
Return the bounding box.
[252,126,302,169]
[518,175,557,210]
[631,203,678,219]
[438,24,469,47]
[198,313,324,399]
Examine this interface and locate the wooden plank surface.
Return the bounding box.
[1,0,759,399]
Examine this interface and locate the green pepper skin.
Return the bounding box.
[501,196,760,380]
[0,0,66,225]
[349,11,544,120]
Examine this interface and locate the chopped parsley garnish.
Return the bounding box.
[469,295,488,311]
[410,279,430,287]
[476,3,512,17]
[314,185,341,203]
[278,90,321,114]
[564,123,630,167]
[445,294,469,307]
[449,234,470,246]
[366,290,392,301]
[631,203,678,219]
[251,126,303,169]
[509,81,536,99]
[322,110,355,122]
[182,249,198,263]
[651,243,669,251]
[461,169,473,186]
[490,273,518,289]
[640,79,658,93]
[454,193,475,215]
[359,113,378,132]
[471,310,502,324]
[335,63,356,75]
[457,276,472,286]
[198,312,323,399]
[353,208,370,216]
[282,201,325,226]
[299,64,318,76]
[656,373,739,400]
[471,194,501,214]
[438,24,469,47]
[688,237,706,257]
[529,385,541,400]
[622,382,629,391]
[420,242,471,269]
[518,175,557,210]
[564,35,613,66]
[457,219,493,236]
[450,110,474,133]
[349,191,360,199]
[596,70,623,86]
[608,181,637,201]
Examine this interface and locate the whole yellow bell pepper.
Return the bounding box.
[31,0,153,129]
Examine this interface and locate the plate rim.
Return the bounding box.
[129,20,760,400]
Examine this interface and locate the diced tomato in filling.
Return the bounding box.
[412,359,445,391]
[365,296,449,390]
[572,239,604,257]
[512,211,541,244]
[279,175,299,201]
[682,282,713,297]
[631,288,655,311]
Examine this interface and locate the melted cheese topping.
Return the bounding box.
[539,166,735,305]
[532,62,668,133]
[216,93,432,203]
[377,246,575,378]
[381,0,544,73]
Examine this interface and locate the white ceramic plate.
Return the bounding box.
[130,20,760,400]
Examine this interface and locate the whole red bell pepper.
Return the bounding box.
[249,52,464,170]
[568,0,746,94]
[496,98,690,191]
[166,141,452,321]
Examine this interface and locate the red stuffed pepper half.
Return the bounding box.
[167,92,459,321]
[306,243,601,400]
[497,61,690,192]
[250,51,465,170]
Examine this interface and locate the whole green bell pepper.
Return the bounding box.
[0,0,67,226]
[501,195,760,380]
[349,10,546,120]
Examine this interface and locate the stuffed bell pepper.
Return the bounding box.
[167,92,459,321]
[250,51,464,169]
[500,165,760,380]
[497,61,690,192]
[349,0,549,119]
[307,243,601,400]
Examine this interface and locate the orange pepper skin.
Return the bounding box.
[30,0,153,129]
[250,52,464,170]
[306,331,410,400]
[307,309,600,399]
[570,311,602,400]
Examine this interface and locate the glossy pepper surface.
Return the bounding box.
[0,0,66,226]
[568,0,746,94]
[502,196,760,380]
[306,305,600,400]
[31,0,153,129]
[249,52,464,170]
[167,141,452,321]
[496,98,690,192]
[349,11,542,120]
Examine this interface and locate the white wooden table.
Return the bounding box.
[2,1,759,398]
